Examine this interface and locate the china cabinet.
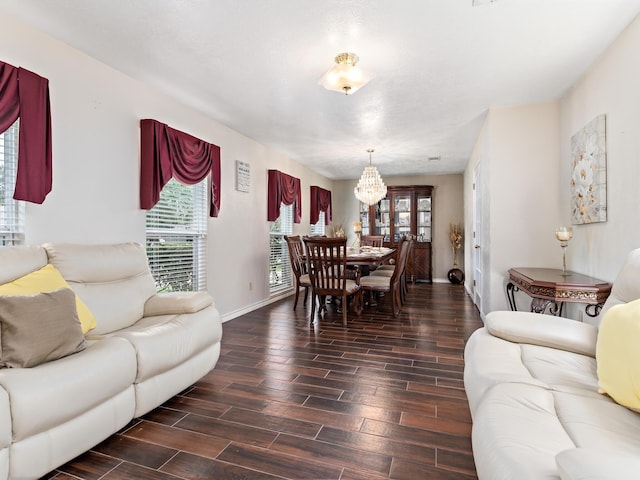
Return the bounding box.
[360,185,433,282]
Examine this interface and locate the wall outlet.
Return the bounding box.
[249,281,253,291]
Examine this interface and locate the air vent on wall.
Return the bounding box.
[428,156,441,162]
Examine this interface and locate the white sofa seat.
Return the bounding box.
[465,310,598,417]
[0,337,137,479]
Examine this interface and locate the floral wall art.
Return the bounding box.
[570,114,607,224]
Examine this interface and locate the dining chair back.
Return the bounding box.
[285,235,312,310]
[361,235,384,247]
[303,236,360,326]
[356,237,410,317]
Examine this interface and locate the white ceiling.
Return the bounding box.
[1,0,639,180]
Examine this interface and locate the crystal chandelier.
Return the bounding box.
[318,52,373,95]
[354,149,387,205]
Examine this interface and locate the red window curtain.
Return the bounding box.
[0,61,52,204]
[310,186,332,225]
[267,169,301,223]
[140,119,221,217]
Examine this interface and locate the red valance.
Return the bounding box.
[0,61,52,204]
[267,169,301,223]
[140,119,221,217]
[310,186,332,225]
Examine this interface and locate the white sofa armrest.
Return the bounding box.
[556,448,640,480]
[143,291,213,317]
[485,310,598,357]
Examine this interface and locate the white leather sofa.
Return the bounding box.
[464,248,640,480]
[0,243,223,479]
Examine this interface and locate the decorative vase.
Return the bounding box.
[448,268,465,284]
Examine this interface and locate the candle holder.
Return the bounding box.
[555,227,573,275]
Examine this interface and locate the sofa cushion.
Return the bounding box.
[552,388,640,454]
[44,243,157,335]
[556,448,640,480]
[0,245,48,285]
[0,289,86,368]
[0,264,96,334]
[471,382,576,480]
[596,299,640,411]
[0,336,136,442]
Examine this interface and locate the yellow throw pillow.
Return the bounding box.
[0,264,96,334]
[596,299,640,411]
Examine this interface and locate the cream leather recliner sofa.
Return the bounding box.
[464,248,640,480]
[0,243,223,479]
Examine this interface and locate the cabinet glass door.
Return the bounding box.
[359,202,369,234]
[375,199,391,241]
[417,194,431,242]
[394,194,411,242]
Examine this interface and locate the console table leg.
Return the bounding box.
[585,303,604,318]
[506,282,519,311]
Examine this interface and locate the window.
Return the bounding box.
[146,178,207,292]
[269,203,293,292]
[0,120,24,246]
[310,211,326,236]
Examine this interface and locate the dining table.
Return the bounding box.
[301,244,396,313]
[345,245,396,268]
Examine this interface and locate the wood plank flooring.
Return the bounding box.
[44,283,483,480]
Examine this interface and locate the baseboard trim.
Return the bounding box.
[221,288,294,323]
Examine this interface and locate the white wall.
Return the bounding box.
[560,14,640,283]
[559,14,640,323]
[465,14,640,319]
[0,13,332,320]
[333,174,464,282]
[465,102,562,315]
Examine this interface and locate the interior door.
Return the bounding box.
[473,165,483,314]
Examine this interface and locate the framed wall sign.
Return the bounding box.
[236,160,250,193]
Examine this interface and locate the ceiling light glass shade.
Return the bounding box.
[318,52,373,95]
[354,150,387,205]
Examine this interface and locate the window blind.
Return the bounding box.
[146,178,207,292]
[0,121,24,246]
[310,211,326,236]
[269,203,293,292]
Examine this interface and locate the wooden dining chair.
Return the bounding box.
[285,235,312,310]
[361,235,384,247]
[303,236,360,326]
[370,235,414,303]
[355,237,410,317]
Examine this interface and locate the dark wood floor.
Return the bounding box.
[44,282,483,480]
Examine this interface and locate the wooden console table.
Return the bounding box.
[506,267,612,317]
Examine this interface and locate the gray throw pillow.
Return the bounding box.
[0,288,87,368]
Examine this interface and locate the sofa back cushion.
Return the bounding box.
[0,245,48,284]
[596,248,640,326]
[44,243,157,335]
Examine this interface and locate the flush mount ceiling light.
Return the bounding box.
[354,149,387,205]
[318,52,373,95]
